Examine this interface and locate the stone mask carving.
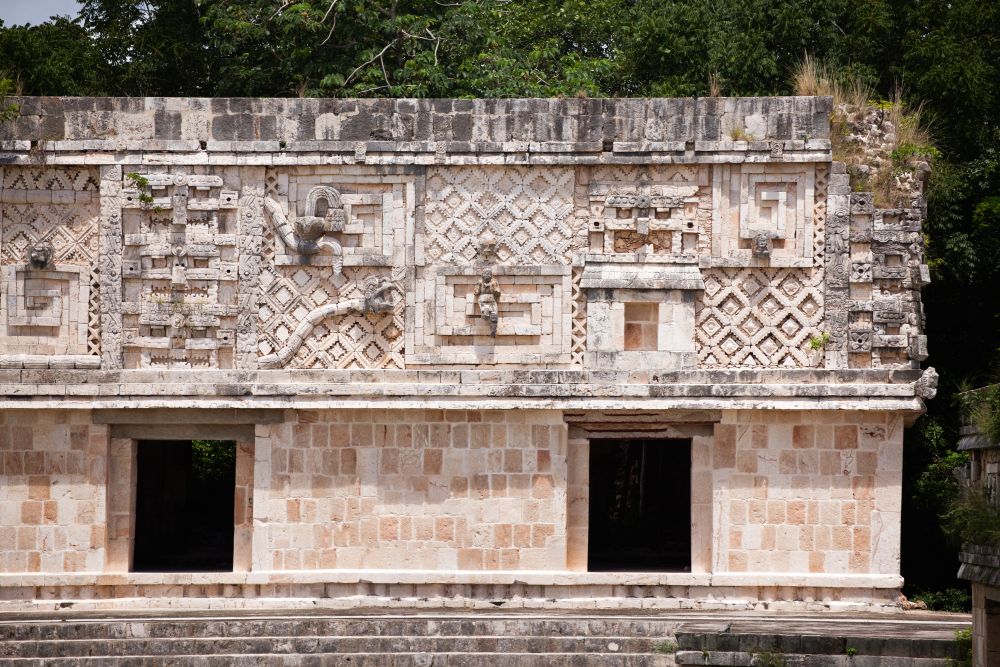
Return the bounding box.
[362,277,396,315]
[297,186,347,242]
[28,242,54,270]
[752,232,772,258]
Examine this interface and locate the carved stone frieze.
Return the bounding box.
[0,99,930,380]
[711,164,819,268]
[120,169,240,369]
[255,168,410,369]
[0,167,102,363]
[695,267,824,368]
[830,188,929,370]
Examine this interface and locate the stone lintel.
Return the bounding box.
[93,407,285,425]
[109,423,256,441]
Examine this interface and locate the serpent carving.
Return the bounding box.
[262,185,344,276]
[257,277,396,369]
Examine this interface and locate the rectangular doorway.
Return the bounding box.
[588,439,691,571]
[133,440,236,572]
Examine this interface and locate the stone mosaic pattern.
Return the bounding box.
[258,265,405,369]
[254,410,566,571]
[825,182,928,370]
[0,98,929,373]
[695,267,825,368]
[256,168,408,370]
[411,166,581,365]
[0,167,101,360]
[119,169,241,369]
[586,165,709,261]
[710,164,819,268]
[423,166,577,266]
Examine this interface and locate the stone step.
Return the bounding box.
[0,652,677,666]
[0,634,658,658]
[675,630,960,659]
[674,651,953,666]
[0,618,682,642]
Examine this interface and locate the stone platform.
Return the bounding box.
[0,608,970,666]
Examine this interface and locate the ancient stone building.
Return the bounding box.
[0,97,936,610]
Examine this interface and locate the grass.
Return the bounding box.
[652,639,677,654]
[708,71,721,98]
[0,74,22,123]
[793,55,937,206]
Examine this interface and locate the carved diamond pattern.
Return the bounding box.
[424,166,578,265]
[813,164,828,269]
[570,267,587,366]
[0,205,98,266]
[2,168,99,192]
[695,267,825,367]
[0,167,102,358]
[258,254,404,369]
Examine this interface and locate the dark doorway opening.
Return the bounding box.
[133,440,236,572]
[588,439,691,571]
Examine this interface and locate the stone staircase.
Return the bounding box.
[673,620,967,666]
[0,610,969,666]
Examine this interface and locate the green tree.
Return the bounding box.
[79,0,210,95]
[0,17,100,95]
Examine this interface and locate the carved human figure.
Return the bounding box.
[473,269,501,337]
[28,241,54,270]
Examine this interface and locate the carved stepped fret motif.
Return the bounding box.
[0,167,101,364]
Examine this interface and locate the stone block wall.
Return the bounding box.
[251,409,567,571]
[0,411,107,573]
[708,410,902,575]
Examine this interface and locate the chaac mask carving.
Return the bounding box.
[28,242,54,270]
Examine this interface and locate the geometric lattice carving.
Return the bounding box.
[0,167,101,360]
[2,167,99,194]
[257,263,404,369]
[423,166,577,265]
[0,203,99,267]
[570,267,586,366]
[696,267,825,367]
[254,168,410,369]
[812,164,829,270]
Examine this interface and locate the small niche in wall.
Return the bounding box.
[624,302,658,351]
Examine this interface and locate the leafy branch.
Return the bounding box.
[125,172,165,214]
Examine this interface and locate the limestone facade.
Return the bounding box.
[0,97,934,610]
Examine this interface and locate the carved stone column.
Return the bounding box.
[98,165,124,369]
[236,168,265,369]
[824,164,851,369]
